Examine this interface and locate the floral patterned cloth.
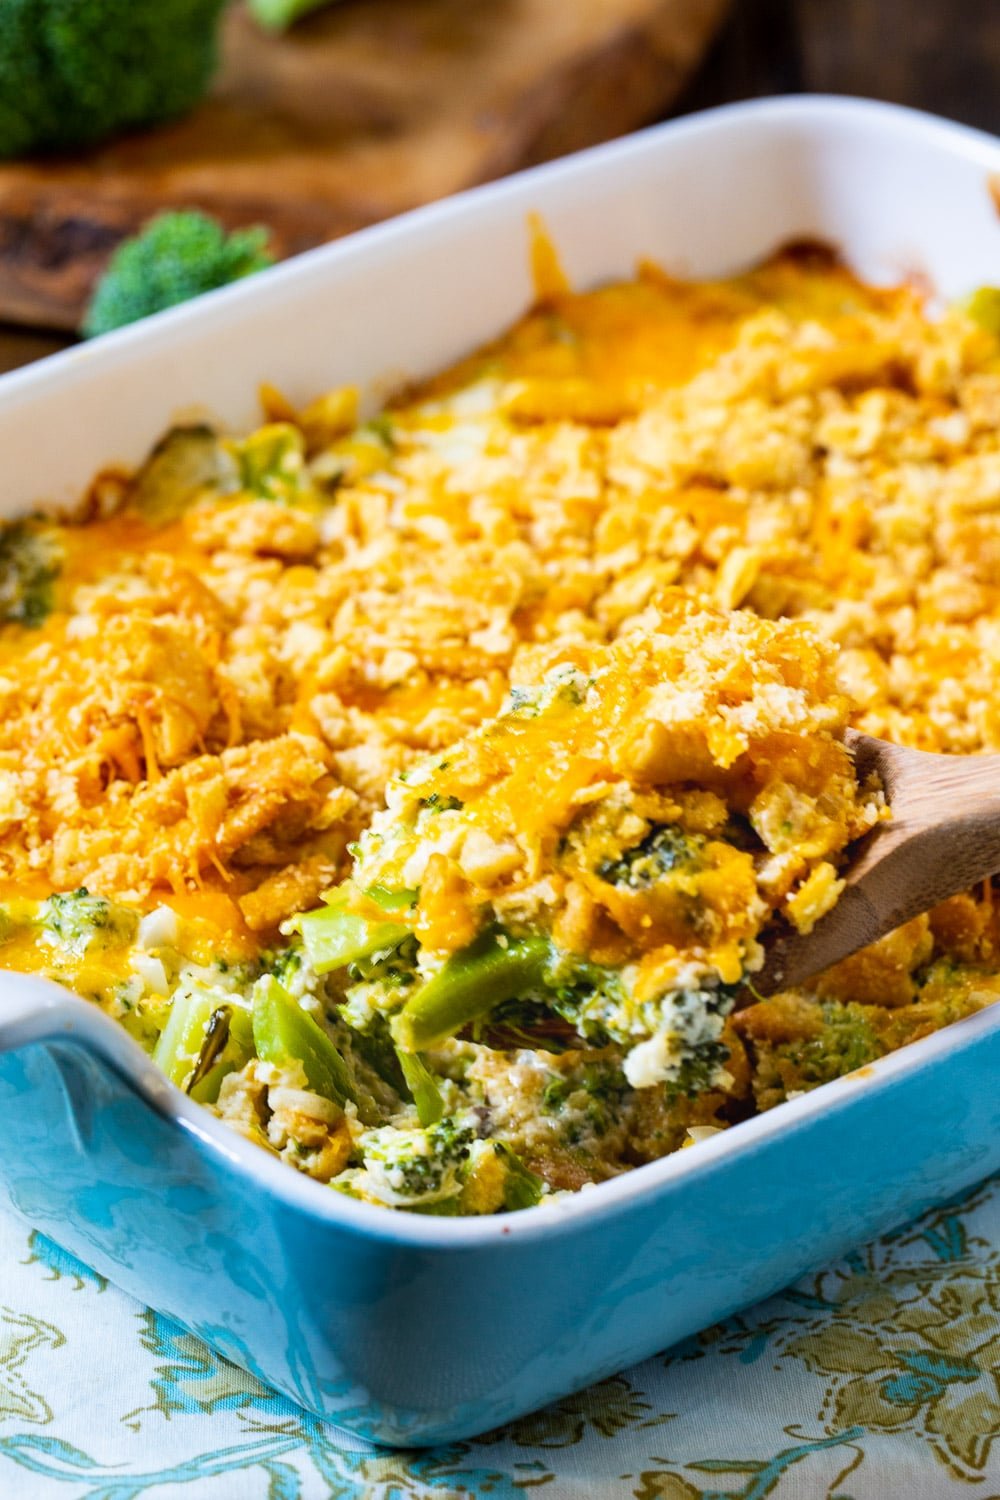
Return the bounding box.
[4,1180,1000,1499]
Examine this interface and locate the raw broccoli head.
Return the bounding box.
[0,0,228,159]
[82,211,275,338]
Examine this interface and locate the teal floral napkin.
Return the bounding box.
[3,1179,1000,1499]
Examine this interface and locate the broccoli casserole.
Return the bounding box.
[2,246,1000,1215]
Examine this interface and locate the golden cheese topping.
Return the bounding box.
[1,247,999,1210]
[356,595,880,961]
[333,595,882,1092]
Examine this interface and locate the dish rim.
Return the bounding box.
[3,91,1000,1250]
[4,92,1000,413]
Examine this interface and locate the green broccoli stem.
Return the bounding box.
[153,990,251,1100]
[247,0,335,31]
[296,891,411,973]
[189,1006,255,1105]
[392,933,551,1053]
[153,989,215,1091]
[494,1143,546,1211]
[395,1047,445,1127]
[252,977,380,1125]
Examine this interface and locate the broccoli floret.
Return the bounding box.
[82,212,274,338]
[227,425,308,504]
[793,1001,884,1084]
[599,824,705,889]
[38,889,138,958]
[541,1059,630,1136]
[662,1040,733,1100]
[247,0,335,32]
[260,940,311,993]
[619,984,736,1094]
[341,1098,545,1217]
[0,520,62,627]
[361,1118,475,1206]
[0,0,227,160]
[748,998,885,1110]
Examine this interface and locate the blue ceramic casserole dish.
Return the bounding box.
[3,96,1000,1444]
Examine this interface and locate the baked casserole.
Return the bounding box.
[2,245,999,1214]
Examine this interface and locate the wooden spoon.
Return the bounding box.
[754,729,1000,997]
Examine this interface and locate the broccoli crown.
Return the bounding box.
[598,824,705,889]
[0,0,228,159]
[0,4,45,160]
[38,889,138,958]
[0,520,62,628]
[83,212,275,338]
[362,1119,475,1205]
[127,426,235,525]
[794,1001,884,1084]
[754,999,885,1110]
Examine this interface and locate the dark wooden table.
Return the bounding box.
[676,0,1000,132]
[3,0,996,376]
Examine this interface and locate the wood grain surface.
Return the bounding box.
[2,0,996,372]
[757,732,1000,997]
[0,0,730,332]
[676,0,1000,131]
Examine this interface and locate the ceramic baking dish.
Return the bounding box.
[3,95,1000,1447]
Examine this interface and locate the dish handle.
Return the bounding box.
[0,970,176,1115]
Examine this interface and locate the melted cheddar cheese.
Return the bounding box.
[337,595,882,1091]
[1,247,1000,1209]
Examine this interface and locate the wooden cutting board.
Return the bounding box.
[0,0,728,332]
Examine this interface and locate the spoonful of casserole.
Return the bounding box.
[290,594,891,1095]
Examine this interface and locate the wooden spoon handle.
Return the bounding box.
[756,739,1000,997]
